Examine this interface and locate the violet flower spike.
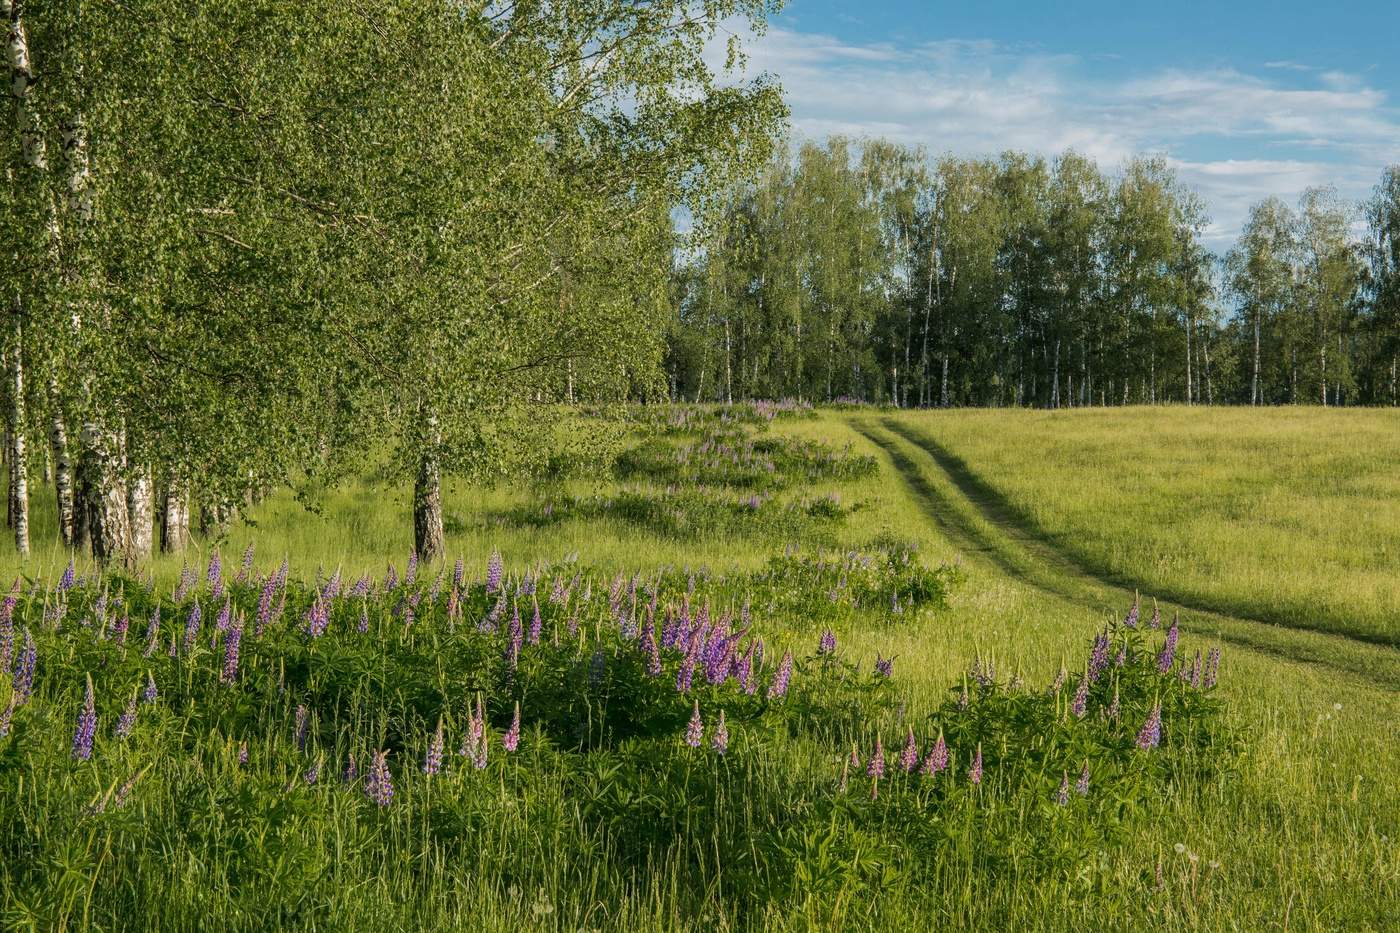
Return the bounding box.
[1056,772,1070,806]
[1076,762,1090,795]
[365,750,394,806]
[1136,702,1162,750]
[1071,672,1090,718]
[423,721,445,774]
[685,700,704,748]
[115,691,138,739]
[711,709,729,755]
[967,744,983,785]
[867,736,885,779]
[143,671,158,704]
[921,731,948,776]
[72,674,97,760]
[899,728,918,773]
[766,651,793,700]
[502,702,520,752]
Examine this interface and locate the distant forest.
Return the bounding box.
[669,137,1400,408]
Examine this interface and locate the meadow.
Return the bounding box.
[0,404,1397,931]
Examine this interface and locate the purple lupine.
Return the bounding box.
[848,744,861,772]
[875,654,893,679]
[1071,672,1090,718]
[641,621,662,677]
[0,697,13,738]
[867,736,885,779]
[1087,630,1110,681]
[405,550,419,587]
[383,563,399,593]
[453,558,465,590]
[1106,685,1120,721]
[1204,647,1221,689]
[685,701,704,748]
[921,731,949,775]
[238,741,249,765]
[115,691,138,739]
[304,600,330,639]
[549,575,566,606]
[143,671,158,704]
[818,630,836,656]
[1123,595,1140,628]
[968,744,983,785]
[144,606,161,657]
[1136,702,1162,750]
[350,574,371,599]
[711,710,729,755]
[237,542,256,583]
[423,721,445,774]
[215,598,232,632]
[342,755,358,783]
[528,600,542,645]
[183,602,202,653]
[899,728,918,773]
[72,675,97,760]
[207,551,223,591]
[221,615,242,684]
[295,704,310,751]
[506,604,523,669]
[365,750,394,806]
[1076,762,1090,796]
[1050,664,1067,693]
[59,560,76,593]
[1157,620,1179,674]
[1056,772,1070,806]
[255,575,277,637]
[12,628,35,703]
[766,651,793,700]
[486,551,503,595]
[111,615,129,647]
[304,760,321,785]
[1149,604,1161,630]
[502,703,520,752]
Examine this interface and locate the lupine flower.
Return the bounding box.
[12,628,35,703]
[1157,619,1179,674]
[255,575,277,637]
[383,563,399,592]
[899,728,919,773]
[295,704,310,751]
[72,675,97,760]
[221,615,242,684]
[502,702,520,752]
[115,691,138,739]
[486,551,503,595]
[711,710,729,755]
[207,551,223,591]
[111,615,129,647]
[405,550,419,587]
[342,755,358,783]
[1123,595,1139,628]
[304,760,321,784]
[238,741,249,765]
[921,731,949,775]
[848,744,861,772]
[237,542,256,583]
[957,683,970,710]
[183,602,202,652]
[1149,603,1161,629]
[528,600,542,645]
[968,744,983,785]
[144,607,161,657]
[143,671,158,704]
[215,599,232,632]
[423,721,445,774]
[1136,702,1162,750]
[357,604,369,634]
[1106,685,1120,721]
[365,750,394,805]
[304,599,329,639]
[1071,672,1090,718]
[641,621,662,676]
[875,654,893,678]
[685,701,704,747]
[1056,772,1070,806]
[1088,630,1110,681]
[818,630,836,655]
[1049,664,1067,693]
[453,558,465,590]
[766,651,793,699]
[0,697,13,738]
[1076,762,1090,796]
[59,561,76,593]
[506,603,523,668]
[1204,647,1221,689]
[867,736,885,779]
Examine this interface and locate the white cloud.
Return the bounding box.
[712,25,1400,247]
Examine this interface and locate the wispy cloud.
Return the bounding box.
[716,26,1400,247]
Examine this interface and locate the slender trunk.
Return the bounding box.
[724,317,732,406]
[81,421,131,566]
[1320,339,1327,407]
[940,354,949,407]
[1203,330,1214,405]
[1184,312,1193,405]
[160,477,190,553]
[1252,312,1261,405]
[127,466,153,559]
[413,413,444,562]
[9,305,26,556]
[1051,338,1061,409]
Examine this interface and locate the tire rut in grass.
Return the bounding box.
[853,418,1400,694]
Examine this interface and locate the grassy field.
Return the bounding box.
[0,406,1397,930]
[880,406,1400,646]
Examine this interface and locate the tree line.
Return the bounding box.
[0,0,785,566]
[669,137,1400,409]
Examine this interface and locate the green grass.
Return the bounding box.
[880,406,1400,646]
[0,408,1397,930]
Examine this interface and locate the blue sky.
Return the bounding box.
[724,1,1400,248]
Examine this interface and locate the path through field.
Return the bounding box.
[853,417,1400,693]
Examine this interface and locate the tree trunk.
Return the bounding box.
[8,305,27,556]
[81,421,131,566]
[413,413,444,562]
[1252,312,1261,405]
[127,466,153,559]
[161,478,190,553]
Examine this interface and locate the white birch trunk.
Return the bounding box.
[161,478,190,553]
[49,378,74,545]
[127,466,153,559]
[8,303,26,556]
